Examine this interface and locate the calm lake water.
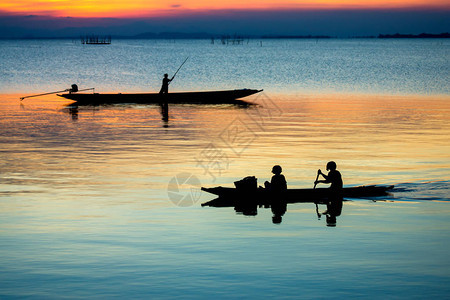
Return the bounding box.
[0,39,449,298]
[0,38,449,95]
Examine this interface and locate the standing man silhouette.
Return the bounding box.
[159,73,172,125]
[159,73,173,94]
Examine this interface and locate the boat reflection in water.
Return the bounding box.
[232,176,289,224]
[61,89,258,126]
[63,102,171,127]
[202,178,393,226]
[63,104,100,122]
[67,105,79,121]
[225,194,341,226]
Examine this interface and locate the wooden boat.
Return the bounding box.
[57,89,262,105]
[201,185,394,207]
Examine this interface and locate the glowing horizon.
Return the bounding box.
[1,0,449,18]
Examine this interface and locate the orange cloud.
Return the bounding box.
[1,0,448,17]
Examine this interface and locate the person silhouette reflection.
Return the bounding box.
[325,200,342,227]
[315,161,343,226]
[264,165,288,224]
[271,197,287,224]
[68,105,78,121]
[160,101,169,127]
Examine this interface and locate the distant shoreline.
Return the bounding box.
[378,33,450,38]
[0,32,449,40]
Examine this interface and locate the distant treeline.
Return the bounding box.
[132,32,216,39]
[378,32,450,38]
[260,35,331,39]
[119,32,450,39]
[123,32,450,39]
[2,32,450,40]
[131,32,332,40]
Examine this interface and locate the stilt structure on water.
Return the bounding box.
[81,35,111,45]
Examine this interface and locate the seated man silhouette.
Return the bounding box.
[315,161,343,195]
[315,161,343,223]
[264,165,287,193]
[264,165,288,224]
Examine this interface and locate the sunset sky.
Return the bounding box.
[1,0,449,17]
[0,0,449,37]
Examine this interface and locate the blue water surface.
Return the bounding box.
[0,39,449,299]
[0,39,449,95]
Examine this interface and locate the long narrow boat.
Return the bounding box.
[201,185,394,207]
[57,89,262,105]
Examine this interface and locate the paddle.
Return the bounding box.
[20,85,94,101]
[20,89,70,101]
[314,170,321,219]
[169,57,189,84]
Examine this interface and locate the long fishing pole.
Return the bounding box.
[169,57,189,84]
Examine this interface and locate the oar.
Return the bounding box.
[20,87,95,101]
[314,170,321,219]
[169,57,189,84]
[20,89,70,101]
[313,170,320,190]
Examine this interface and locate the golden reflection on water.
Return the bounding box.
[0,95,450,217]
[1,93,449,208]
[1,93,450,298]
[184,93,450,187]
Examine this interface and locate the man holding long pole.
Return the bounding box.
[159,57,189,95]
[159,73,173,95]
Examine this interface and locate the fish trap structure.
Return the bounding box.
[81,35,111,45]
